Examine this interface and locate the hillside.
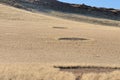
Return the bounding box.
[0,2,120,67]
[0,1,120,80]
[0,0,120,27]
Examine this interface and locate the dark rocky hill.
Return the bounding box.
[0,0,120,21]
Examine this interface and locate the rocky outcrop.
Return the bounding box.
[1,0,120,20]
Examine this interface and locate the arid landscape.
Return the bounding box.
[0,0,120,80]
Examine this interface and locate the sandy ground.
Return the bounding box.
[0,4,120,68]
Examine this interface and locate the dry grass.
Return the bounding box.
[0,4,120,80]
[0,3,120,67]
[49,11,120,27]
[0,64,119,80]
[81,71,120,80]
[0,64,75,80]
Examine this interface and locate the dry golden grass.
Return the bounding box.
[81,71,120,80]
[0,4,120,80]
[0,64,119,80]
[0,64,75,80]
[0,3,120,66]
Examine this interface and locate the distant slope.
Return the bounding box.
[0,0,120,27]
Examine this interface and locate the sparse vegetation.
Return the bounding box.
[0,1,120,80]
[0,64,119,80]
[0,0,120,27]
[0,64,75,80]
[81,71,120,80]
[49,11,120,27]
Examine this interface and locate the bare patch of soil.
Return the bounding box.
[58,37,89,41]
[53,26,67,29]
